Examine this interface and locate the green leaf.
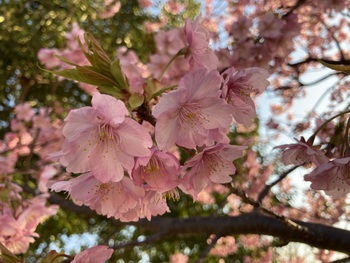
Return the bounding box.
[82,33,113,76]
[53,66,116,87]
[110,59,129,91]
[128,93,144,109]
[318,59,350,74]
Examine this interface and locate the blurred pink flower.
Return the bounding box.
[170,252,188,263]
[155,29,186,55]
[274,138,328,166]
[72,245,113,263]
[99,0,121,19]
[222,67,270,127]
[304,157,350,198]
[60,93,152,183]
[15,102,35,122]
[184,16,219,70]
[181,143,246,199]
[259,13,284,39]
[37,48,61,69]
[153,69,233,151]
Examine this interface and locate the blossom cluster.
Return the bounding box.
[47,16,271,222]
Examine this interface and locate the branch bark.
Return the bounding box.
[24,184,350,254]
[131,213,350,254]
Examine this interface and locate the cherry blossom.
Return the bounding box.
[37,48,61,69]
[131,147,181,193]
[274,138,328,166]
[14,102,35,122]
[59,93,152,183]
[0,195,58,254]
[181,143,247,199]
[304,157,350,198]
[222,67,270,127]
[51,172,145,220]
[184,16,219,70]
[153,69,233,151]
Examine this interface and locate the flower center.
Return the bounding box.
[179,106,209,128]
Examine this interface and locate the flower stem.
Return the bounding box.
[158,47,187,82]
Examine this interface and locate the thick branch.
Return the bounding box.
[41,188,350,254]
[131,213,350,254]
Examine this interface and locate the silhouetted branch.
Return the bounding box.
[282,0,307,18]
[257,165,301,204]
[22,184,350,254]
[196,234,221,263]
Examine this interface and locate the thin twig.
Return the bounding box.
[318,17,345,60]
[113,230,169,250]
[196,234,222,263]
[230,185,310,236]
[257,165,301,204]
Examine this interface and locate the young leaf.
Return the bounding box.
[128,92,144,109]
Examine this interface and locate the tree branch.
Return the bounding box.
[257,165,301,204]
[131,213,350,254]
[35,186,350,254]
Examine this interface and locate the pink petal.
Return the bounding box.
[92,93,129,126]
[90,142,126,183]
[63,107,97,142]
[155,113,180,151]
[117,118,152,156]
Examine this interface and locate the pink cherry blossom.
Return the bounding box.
[304,157,350,198]
[51,172,145,220]
[169,252,188,263]
[222,67,270,127]
[98,0,121,19]
[230,16,252,41]
[274,138,328,166]
[59,93,152,183]
[118,48,145,94]
[132,147,181,193]
[0,195,58,254]
[37,48,61,69]
[38,165,58,192]
[65,22,85,50]
[258,13,284,39]
[153,69,233,151]
[72,245,113,263]
[138,190,170,221]
[184,16,219,70]
[210,236,237,257]
[155,29,186,55]
[181,143,247,199]
[15,102,35,122]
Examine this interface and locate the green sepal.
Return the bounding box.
[128,93,144,109]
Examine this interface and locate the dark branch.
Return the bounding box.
[257,165,301,204]
[196,234,221,263]
[32,185,350,254]
[131,214,350,255]
[282,0,307,18]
